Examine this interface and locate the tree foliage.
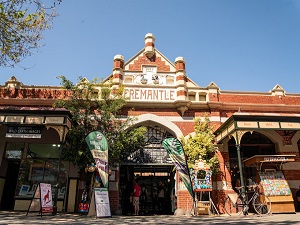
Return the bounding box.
[180,116,219,174]
[54,76,147,170]
[0,0,61,67]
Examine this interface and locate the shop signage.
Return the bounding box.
[85,131,109,188]
[236,121,258,128]
[259,122,280,129]
[124,88,176,101]
[280,122,300,129]
[162,138,194,198]
[25,116,44,124]
[6,116,24,123]
[45,117,64,124]
[6,126,42,138]
[263,156,288,162]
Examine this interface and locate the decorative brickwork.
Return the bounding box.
[275,130,296,145]
[176,76,187,82]
[112,74,123,80]
[113,60,124,69]
[0,87,69,99]
[128,55,170,72]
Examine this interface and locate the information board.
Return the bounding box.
[94,187,111,218]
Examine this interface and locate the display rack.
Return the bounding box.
[244,155,296,213]
[191,159,219,216]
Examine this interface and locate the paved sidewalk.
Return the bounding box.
[0,211,299,225]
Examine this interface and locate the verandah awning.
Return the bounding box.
[214,112,300,144]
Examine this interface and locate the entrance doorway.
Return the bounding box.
[119,164,175,215]
[228,131,276,190]
[0,161,20,210]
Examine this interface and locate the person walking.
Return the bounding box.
[158,181,165,214]
[132,179,141,216]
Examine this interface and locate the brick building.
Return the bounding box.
[0,33,299,214]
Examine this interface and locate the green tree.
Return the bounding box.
[180,116,219,174]
[54,76,147,171]
[0,0,61,67]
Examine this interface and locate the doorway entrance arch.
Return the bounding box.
[228,131,276,190]
[120,114,182,215]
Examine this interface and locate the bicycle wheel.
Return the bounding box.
[224,194,244,216]
[252,193,271,215]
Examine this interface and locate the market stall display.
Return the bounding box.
[244,155,296,213]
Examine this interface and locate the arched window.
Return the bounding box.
[125,125,174,164]
[228,131,275,189]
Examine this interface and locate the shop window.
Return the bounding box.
[15,144,67,200]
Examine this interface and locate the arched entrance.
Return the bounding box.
[119,124,176,216]
[228,131,276,190]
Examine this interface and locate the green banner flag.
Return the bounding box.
[162,137,194,198]
[85,131,109,188]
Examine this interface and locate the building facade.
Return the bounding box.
[0,33,300,214]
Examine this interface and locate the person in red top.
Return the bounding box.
[132,179,141,215]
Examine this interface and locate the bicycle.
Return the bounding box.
[223,183,271,216]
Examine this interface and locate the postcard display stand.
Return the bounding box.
[244,155,296,213]
[259,171,295,213]
[191,159,219,216]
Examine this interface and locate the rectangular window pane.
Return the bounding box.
[28,144,60,158]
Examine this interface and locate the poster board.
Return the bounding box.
[94,187,111,218]
[26,183,53,216]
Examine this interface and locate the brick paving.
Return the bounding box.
[0,211,299,225]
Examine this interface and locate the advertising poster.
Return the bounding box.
[94,188,111,218]
[40,183,53,213]
[85,131,109,188]
[162,137,194,198]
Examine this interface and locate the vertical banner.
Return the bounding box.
[40,183,53,213]
[85,131,109,188]
[162,138,194,198]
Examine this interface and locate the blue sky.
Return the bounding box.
[1,0,300,93]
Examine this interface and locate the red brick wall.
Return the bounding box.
[177,190,193,212]
[109,190,119,213]
[218,93,300,105]
[128,55,170,72]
